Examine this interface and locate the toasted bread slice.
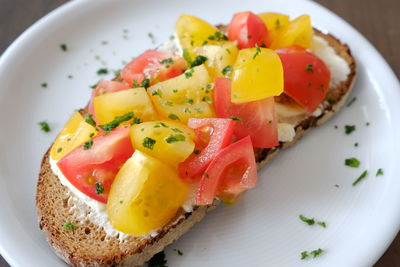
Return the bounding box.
[36,30,356,267]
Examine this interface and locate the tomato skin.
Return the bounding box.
[57,127,134,203]
[196,136,257,205]
[277,46,331,112]
[121,49,186,86]
[214,77,278,148]
[178,118,235,179]
[228,11,271,49]
[88,81,131,119]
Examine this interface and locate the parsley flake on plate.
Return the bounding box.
[352,170,368,186]
[38,121,51,132]
[147,251,167,267]
[376,168,384,176]
[345,125,356,135]
[345,157,360,168]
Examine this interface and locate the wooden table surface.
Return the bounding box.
[0,0,398,266]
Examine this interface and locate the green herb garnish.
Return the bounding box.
[57,147,62,153]
[38,121,51,132]
[83,140,93,150]
[147,32,156,44]
[166,134,186,143]
[60,44,68,52]
[171,128,183,133]
[345,125,356,135]
[84,113,96,127]
[190,55,208,68]
[345,157,360,168]
[300,251,309,260]
[97,68,108,75]
[63,221,76,230]
[168,114,180,120]
[222,65,233,75]
[95,182,104,194]
[347,97,357,107]
[317,221,327,228]
[228,116,242,121]
[160,58,174,65]
[143,137,156,150]
[193,149,201,155]
[207,31,228,41]
[299,215,315,225]
[184,68,194,79]
[376,168,384,176]
[252,44,261,60]
[41,82,48,88]
[305,64,314,73]
[99,112,134,132]
[352,170,368,186]
[310,248,324,258]
[133,117,141,124]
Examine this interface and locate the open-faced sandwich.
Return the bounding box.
[36,11,356,266]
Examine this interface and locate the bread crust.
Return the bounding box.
[36,30,356,267]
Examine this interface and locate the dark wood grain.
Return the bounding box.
[0,0,399,266]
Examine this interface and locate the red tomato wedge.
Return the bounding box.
[57,127,134,203]
[196,136,258,205]
[121,49,187,86]
[228,11,271,49]
[87,80,131,119]
[277,46,331,112]
[214,77,278,148]
[178,118,235,179]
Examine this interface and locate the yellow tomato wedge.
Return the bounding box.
[50,111,97,160]
[258,12,290,45]
[107,150,188,236]
[148,65,215,123]
[194,41,239,78]
[130,121,195,166]
[176,14,222,61]
[270,14,313,49]
[231,48,283,103]
[94,88,157,125]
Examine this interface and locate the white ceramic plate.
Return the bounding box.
[0,0,399,266]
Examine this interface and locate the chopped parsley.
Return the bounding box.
[345,125,356,135]
[207,31,228,41]
[310,248,324,258]
[275,18,281,27]
[41,82,48,88]
[152,89,163,97]
[171,128,183,133]
[376,168,384,176]
[252,44,261,60]
[147,32,156,44]
[222,65,233,76]
[352,170,368,186]
[60,43,68,52]
[141,78,150,89]
[160,58,174,65]
[38,121,51,132]
[193,149,201,155]
[168,113,180,120]
[204,173,209,178]
[190,55,208,68]
[95,182,104,194]
[89,132,95,138]
[345,157,360,168]
[184,68,194,79]
[300,251,309,260]
[143,137,156,150]
[172,89,178,93]
[99,112,134,132]
[202,96,212,104]
[90,84,97,89]
[299,215,315,225]
[327,98,336,105]
[154,122,169,128]
[147,251,167,267]
[166,134,186,143]
[354,142,359,147]
[133,117,141,124]
[163,101,173,106]
[84,113,96,127]
[299,215,326,228]
[366,122,370,126]
[228,116,242,121]
[63,221,76,230]
[97,68,108,75]
[68,75,73,79]
[347,97,357,107]
[305,64,314,73]
[83,140,93,150]
[174,249,183,256]
[57,147,62,153]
